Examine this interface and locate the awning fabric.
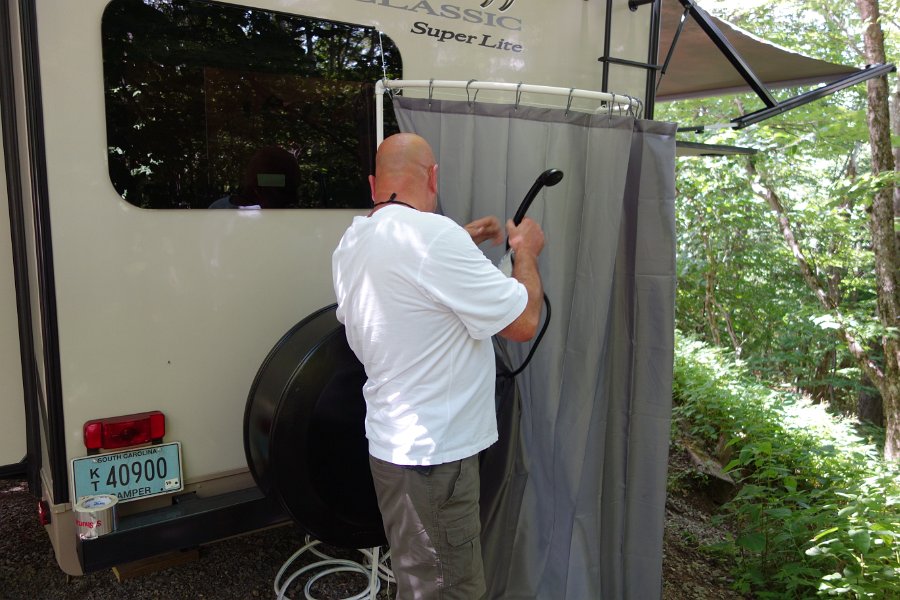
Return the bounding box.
[656,0,860,102]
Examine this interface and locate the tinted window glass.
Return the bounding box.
[102,0,401,209]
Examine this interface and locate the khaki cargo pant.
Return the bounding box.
[369,455,486,600]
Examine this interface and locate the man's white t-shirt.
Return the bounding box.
[332,205,527,465]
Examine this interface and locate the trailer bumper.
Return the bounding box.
[76,487,287,573]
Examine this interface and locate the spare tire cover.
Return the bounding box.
[244,304,385,549]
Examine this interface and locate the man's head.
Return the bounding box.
[369,133,438,212]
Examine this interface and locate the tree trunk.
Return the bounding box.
[858,375,885,427]
[704,270,722,347]
[855,0,900,460]
[700,229,722,347]
[747,156,897,458]
[696,209,742,354]
[809,349,835,405]
[891,72,899,249]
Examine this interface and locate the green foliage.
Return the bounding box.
[665,54,884,411]
[665,2,899,590]
[672,139,880,407]
[673,333,900,598]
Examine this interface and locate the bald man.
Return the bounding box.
[332,133,545,599]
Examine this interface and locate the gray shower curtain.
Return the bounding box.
[393,96,676,600]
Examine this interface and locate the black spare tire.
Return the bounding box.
[243,304,385,549]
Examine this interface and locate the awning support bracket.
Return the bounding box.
[656,4,691,93]
[678,62,896,132]
[673,0,778,108]
[731,62,897,129]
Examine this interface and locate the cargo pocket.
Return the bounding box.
[442,513,484,593]
[447,514,480,547]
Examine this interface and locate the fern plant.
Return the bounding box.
[672,333,900,598]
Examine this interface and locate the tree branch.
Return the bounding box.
[746,157,885,385]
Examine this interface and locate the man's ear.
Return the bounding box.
[429,164,439,194]
[368,174,377,200]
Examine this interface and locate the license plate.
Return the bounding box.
[72,442,183,504]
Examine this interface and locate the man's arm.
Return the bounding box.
[498,249,543,342]
[498,217,544,342]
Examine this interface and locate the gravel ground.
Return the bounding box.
[2,447,743,600]
[0,476,393,600]
[661,444,747,600]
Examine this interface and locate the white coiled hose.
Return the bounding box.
[274,536,394,600]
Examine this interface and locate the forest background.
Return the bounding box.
[657,0,900,596]
[661,0,899,461]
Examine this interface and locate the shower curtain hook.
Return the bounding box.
[515,82,523,110]
[565,87,575,115]
[381,78,394,100]
[608,93,616,118]
[466,79,479,106]
[428,78,434,106]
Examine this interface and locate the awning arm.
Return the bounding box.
[676,141,757,156]
[656,3,691,93]
[672,0,778,108]
[731,62,897,129]
[677,62,897,132]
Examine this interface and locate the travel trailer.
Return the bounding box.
[1,0,891,589]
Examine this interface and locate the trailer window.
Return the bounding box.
[101,0,401,209]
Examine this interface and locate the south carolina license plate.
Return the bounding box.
[72,442,183,503]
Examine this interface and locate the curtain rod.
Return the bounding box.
[374,79,641,143]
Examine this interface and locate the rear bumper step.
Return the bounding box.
[77,486,287,573]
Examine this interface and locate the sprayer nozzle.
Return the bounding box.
[509,167,565,229]
[540,169,564,187]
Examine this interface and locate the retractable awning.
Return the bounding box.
[657,0,857,101]
[648,0,895,130]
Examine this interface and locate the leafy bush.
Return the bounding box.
[672,333,900,598]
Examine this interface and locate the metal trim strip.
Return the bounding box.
[18,0,67,503]
[0,0,41,495]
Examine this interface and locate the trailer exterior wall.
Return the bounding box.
[13,0,652,575]
[0,118,27,471]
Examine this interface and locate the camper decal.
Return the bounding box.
[356,1,523,31]
[480,0,516,11]
[410,21,522,53]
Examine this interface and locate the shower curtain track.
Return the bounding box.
[374,79,642,143]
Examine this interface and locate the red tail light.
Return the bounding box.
[83,411,166,450]
[37,499,51,526]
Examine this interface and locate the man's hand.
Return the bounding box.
[498,217,545,342]
[506,217,545,258]
[465,216,504,246]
